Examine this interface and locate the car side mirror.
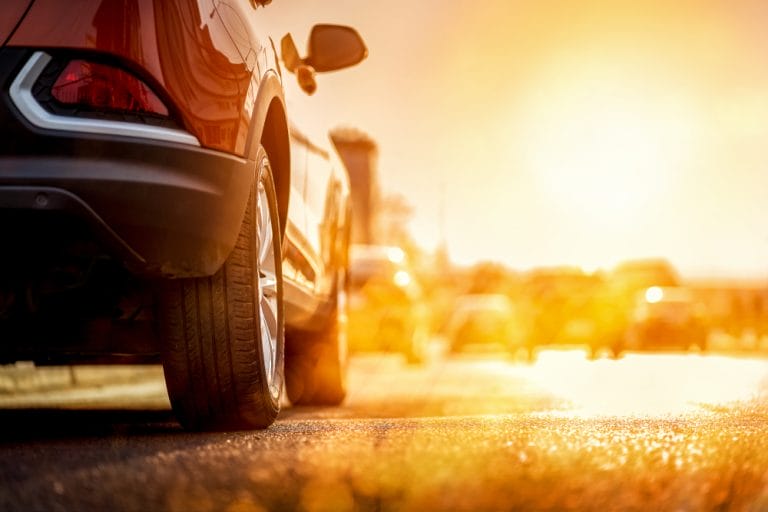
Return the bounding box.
[305,24,367,73]
[281,24,367,95]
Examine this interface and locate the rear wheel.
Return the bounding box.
[157,146,283,431]
[285,271,348,406]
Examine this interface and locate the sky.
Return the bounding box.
[258,0,768,279]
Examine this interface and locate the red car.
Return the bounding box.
[0,0,367,430]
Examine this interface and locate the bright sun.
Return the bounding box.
[518,59,696,227]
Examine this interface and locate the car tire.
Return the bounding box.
[157,146,283,431]
[285,271,348,406]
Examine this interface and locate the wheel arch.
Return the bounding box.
[245,72,290,240]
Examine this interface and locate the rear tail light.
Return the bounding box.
[11,52,198,145]
[50,60,168,117]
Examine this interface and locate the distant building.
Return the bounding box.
[330,127,380,244]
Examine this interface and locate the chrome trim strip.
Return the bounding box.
[9,52,201,146]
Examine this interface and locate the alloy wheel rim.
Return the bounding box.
[256,176,279,399]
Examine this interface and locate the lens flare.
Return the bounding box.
[645,286,664,304]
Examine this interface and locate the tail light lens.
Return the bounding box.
[50,60,168,117]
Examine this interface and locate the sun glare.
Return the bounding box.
[645,286,663,304]
[527,351,767,418]
[518,57,696,228]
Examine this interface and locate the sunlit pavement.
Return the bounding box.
[2,348,768,511]
[308,345,768,421]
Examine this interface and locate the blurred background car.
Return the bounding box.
[519,267,609,359]
[348,245,429,363]
[594,259,684,356]
[445,293,529,358]
[623,286,709,352]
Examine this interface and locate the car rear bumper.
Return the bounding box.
[0,153,253,277]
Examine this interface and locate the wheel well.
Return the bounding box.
[260,99,290,239]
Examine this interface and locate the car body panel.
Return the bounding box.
[9,0,258,155]
[0,0,33,46]
[281,129,350,328]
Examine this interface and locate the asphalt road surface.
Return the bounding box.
[1,347,768,511]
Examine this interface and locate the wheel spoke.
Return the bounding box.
[257,185,273,268]
[259,271,278,298]
[259,290,278,384]
[261,298,278,342]
[261,318,275,386]
[260,311,274,381]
